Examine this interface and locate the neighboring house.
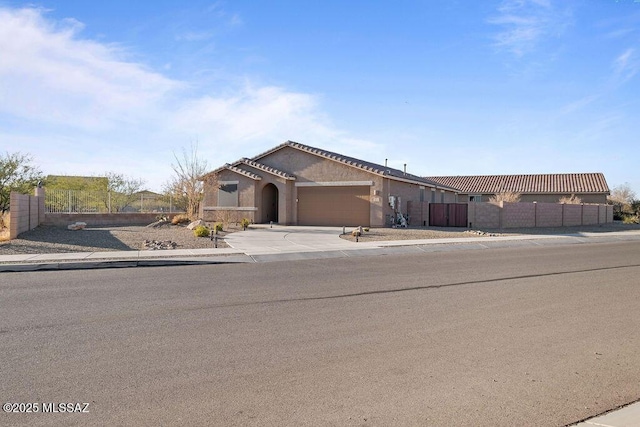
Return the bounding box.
[426,173,610,204]
[201,141,459,226]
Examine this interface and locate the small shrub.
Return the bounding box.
[363,227,370,232]
[213,222,224,233]
[171,214,190,225]
[240,218,250,230]
[193,225,211,237]
[622,215,639,224]
[558,194,582,204]
[489,191,521,204]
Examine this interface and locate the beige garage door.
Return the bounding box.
[297,186,370,226]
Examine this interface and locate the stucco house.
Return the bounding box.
[200,141,459,227]
[426,173,610,204]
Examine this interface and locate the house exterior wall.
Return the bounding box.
[260,147,389,226]
[201,170,258,224]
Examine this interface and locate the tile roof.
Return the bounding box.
[425,173,610,194]
[253,141,457,190]
[236,158,296,180]
[204,164,262,180]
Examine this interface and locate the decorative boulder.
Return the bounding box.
[67,222,87,230]
[187,219,205,230]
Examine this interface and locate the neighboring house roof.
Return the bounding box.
[425,173,610,195]
[251,141,458,190]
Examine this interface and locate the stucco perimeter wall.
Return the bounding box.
[9,191,45,239]
[469,202,613,229]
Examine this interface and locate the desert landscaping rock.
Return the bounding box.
[187,219,205,230]
[67,221,87,230]
[142,240,178,250]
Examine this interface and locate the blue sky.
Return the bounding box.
[1,0,639,195]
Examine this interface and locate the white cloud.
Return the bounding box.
[0,7,181,130]
[488,0,570,57]
[0,6,380,190]
[613,48,639,82]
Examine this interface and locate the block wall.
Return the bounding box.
[468,203,501,229]
[9,191,45,239]
[535,203,563,227]
[563,204,582,226]
[582,205,599,225]
[502,202,536,228]
[465,202,612,230]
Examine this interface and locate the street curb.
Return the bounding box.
[0,257,252,272]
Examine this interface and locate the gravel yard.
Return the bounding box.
[0,224,230,255]
[339,222,640,242]
[1,222,638,255]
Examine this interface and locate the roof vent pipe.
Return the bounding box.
[404,164,407,175]
[385,159,388,167]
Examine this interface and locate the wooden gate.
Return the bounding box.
[429,203,468,227]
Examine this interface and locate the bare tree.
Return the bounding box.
[489,191,521,204]
[0,152,44,213]
[608,183,637,219]
[165,143,209,219]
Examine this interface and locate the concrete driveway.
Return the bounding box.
[223,224,356,255]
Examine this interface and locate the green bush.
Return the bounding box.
[622,215,639,224]
[213,222,224,233]
[240,218,250,229]
[193,225,211,237]
[171,214,190,225]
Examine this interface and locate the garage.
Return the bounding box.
[297,186,370,226]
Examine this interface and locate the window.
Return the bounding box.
[218,183,238,207]
[469,195,481,203]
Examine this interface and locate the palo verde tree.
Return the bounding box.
[0,152,44,213]
[104,172,145,212]
[164,143,209,219]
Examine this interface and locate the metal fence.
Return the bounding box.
[45,189,178,214]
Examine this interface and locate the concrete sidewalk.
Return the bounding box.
[573,400,640,427]
[2,226,640,270]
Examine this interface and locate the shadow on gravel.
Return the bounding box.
[1,226,132,253]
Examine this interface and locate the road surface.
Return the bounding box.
[1,240,639,426]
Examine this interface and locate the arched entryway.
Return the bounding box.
[261,184,279,223]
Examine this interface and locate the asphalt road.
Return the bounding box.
[1,241,639,426]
